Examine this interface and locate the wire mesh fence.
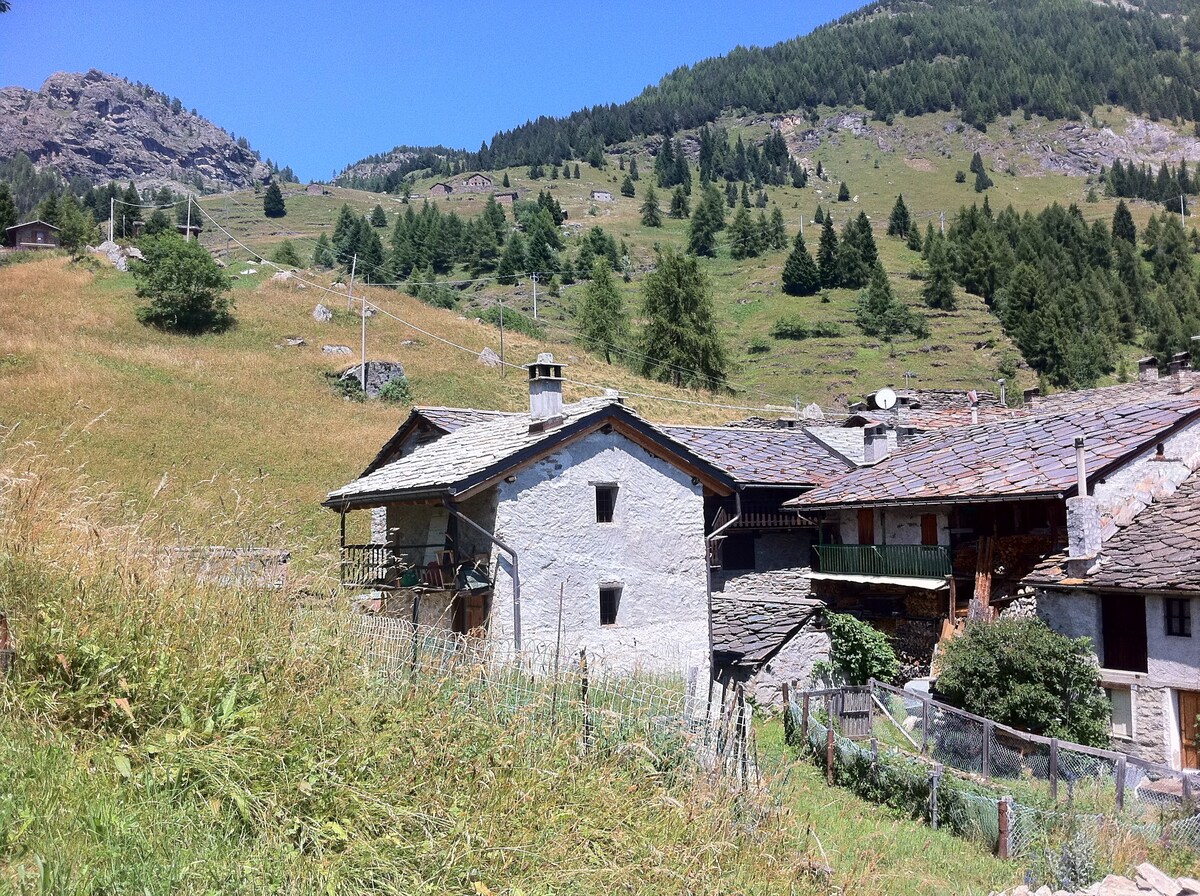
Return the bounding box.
[345,613,758,782]
[784,683,1200,869]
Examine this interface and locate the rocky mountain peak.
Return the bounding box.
[0,69,272,193]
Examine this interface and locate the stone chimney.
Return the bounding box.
[896,425,919,447]
[1137,356,1159,383]
[1023,386,1040,403]
[997,378,1007,407]
[1066,436,1101,577]
[863,423,889,464]
[526,353,564,431]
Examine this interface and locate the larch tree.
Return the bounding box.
[887,194,911,238]
[817,213,839,287]
[263,182,286,218]
[781,231,820,296]
[577,258,629,364]
[638,246,727,390]
[639,184,663,227]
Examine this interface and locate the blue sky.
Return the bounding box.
[1,1,864,182]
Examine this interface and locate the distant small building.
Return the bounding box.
[305,183,327,196]
[590,190,614,203]
[5,220,60,250]
[460,173,493,193]
[175,223,203,240]
[429,182,454,197]
[492,191,519,205]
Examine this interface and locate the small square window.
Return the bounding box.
[1166,598,1192,637]
[599,586,621,626]
[595,485,617,523]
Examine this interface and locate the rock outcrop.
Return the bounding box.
[992,863,1200,896]
[0,70,272,192]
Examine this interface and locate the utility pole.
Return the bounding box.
[1181,194,1187,227]
[940,211,945,235]
[531,272,539,320]
[185,194,192,242]
[346,254,357,312]
[360,296,368,392]
[109,197,114,243]
[499,296,506,378]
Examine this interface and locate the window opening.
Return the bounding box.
[599,585,621,626]
[1166,598,1192,638]
[595,485,617,523]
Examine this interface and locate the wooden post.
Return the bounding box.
[930,765,942,830]
[868,686,876,735]
[997,796,1011,859]
[782,681,791,707]
[870,736,878,763]
[580,647,591,755]
[802,692,811,743]
[921,696,930,754]
[1115,755,1126,811]
[1049,738,1059,800]
[826,693,835,786]
[982,720,993,778]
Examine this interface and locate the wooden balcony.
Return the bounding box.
[814,544,952,579]
[341,543,405,588]
[340,544,492,592]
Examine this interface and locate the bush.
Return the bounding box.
[747,336,771,354]
[823,611,901,685]
[935,618,1110,746]
[479,305,545,338]
[770,317,842,340]
[133,233,234,334]
[377,377,412,404]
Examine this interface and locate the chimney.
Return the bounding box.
[1137,356,1159,382]
[527,353,564,431]
[1023,386,1040,403]
[1066,436,1101,577]
[997,378,1007,407]
[863,423,889,464]
[896,425,919,446]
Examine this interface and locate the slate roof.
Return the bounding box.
[807,426,868,464]
[360,406,521,476]
[328,398,624,507]
[788,396,1200,510]
[1027,373,1200,414]
[1026,474,1200,592]
[655,424,854,487]
[711,595,823,666]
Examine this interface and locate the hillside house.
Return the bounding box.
[492,191,518,205]
[5,220,59,250]
[590,190,614,202]
[788,377,1200,665]
[429,182,453,197]
[305,183,327,196]
[324,355,849,688]
[460,173,492,193]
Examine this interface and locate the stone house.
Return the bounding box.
[305,183,328,196]
[429,182,453,197]
[788,385,1200,666]
[590,190,614,202]
[492,191,518,206]
[5,220,59,250]
[324,355,848,689]
[460,173,492,193]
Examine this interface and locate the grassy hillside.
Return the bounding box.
[197,107,1187,409]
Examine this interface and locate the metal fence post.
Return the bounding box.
[802,692,811,743]
[1049,738,1059,800]
[982,720,993,778]
[921,696,930,754]
[1115,755,1126,811]
[580,647,591,755]
[826,693,835,786]
[930,765,942,830]
[997,796,1012,859]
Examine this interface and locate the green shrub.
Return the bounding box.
[133,233,234,334]
[479,306,545,338]
[377,377,412,404]
[747,336,771,354]
[823,611,901,685]
[935,618,1110,746]
[770,316,809,339]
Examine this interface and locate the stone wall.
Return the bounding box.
[487,428,710,676]
[1093,419,1200,541]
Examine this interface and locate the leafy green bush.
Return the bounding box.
[823,611,901,685]
[377,377,412,405]
[479,305,545,338]
[770,316,842,340]
[133,233,234,334]
[747,336,771,354]
[935,618,1110,746]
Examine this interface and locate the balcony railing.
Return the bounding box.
[340,544,493,592]
[814,544,951,579]
[341,543,405,588]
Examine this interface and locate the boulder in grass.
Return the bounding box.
[313,304,333,322]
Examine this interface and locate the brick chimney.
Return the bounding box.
[863,423,889,464]
[526,353,564,431]
[1137,356,1159,383]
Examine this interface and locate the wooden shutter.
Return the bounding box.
[857,508,875,545]
[1101,594,1148,673]
[1179,691,1200,770]
[921,513,939,546]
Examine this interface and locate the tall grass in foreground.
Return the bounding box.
[0,432,822,895]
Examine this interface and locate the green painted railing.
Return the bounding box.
[814,544,951,579]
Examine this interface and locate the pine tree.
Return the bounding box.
[687,184,725,257]
[887,194,911,237]
[502,172,511,188]
[639,246,727,390]
[629,158,638,181]
[781,232,820,296]
[332,204,360,267]
[0,183,16,241]
[740,183,751,208]
[271,239,302,267]
[621,174,636,197]
[728,205,757,259]
[263,182,286,218]
[1112,200,1136,244]
[573,163,580,179]
[640,184,663,227]
[767,205,788,250]
[496,232,526,286]
[837,181,851,202]
[856,264,926,340]
[813,205,825,225]
[577,259,629,364]
[669,186,690,219]
[922,236,957,309]
[312,233,336,268]
[817,214,839,287]
[370,204,387,228]
[906,225,923,252]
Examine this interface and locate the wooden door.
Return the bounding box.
[857,508,875,545]
[920,513,939,546]
[1180,690,1200,770]
[1101,594,1148,673]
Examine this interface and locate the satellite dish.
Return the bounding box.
[874,387,898,411]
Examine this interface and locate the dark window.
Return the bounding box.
[595,485,616,523]
[1101,594,1148,673]
[599,586,621,626]
[1166,598,1192,637]
[721,533,756,571]
[920,513,938,546]
[857,508,875,545]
